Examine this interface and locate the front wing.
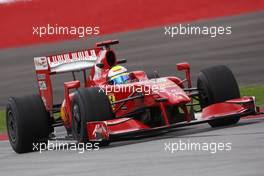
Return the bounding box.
[87,96,260,142]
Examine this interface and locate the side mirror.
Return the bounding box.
[117,59,127,64]
[96,63,104,68]
[176,62,190,71]
[176,62,192,88]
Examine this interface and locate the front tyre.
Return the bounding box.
[71,87,114,146]
[197,65,241,127]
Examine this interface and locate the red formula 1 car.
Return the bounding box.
[6,40,259,153]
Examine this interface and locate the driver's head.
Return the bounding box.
[107,65,129,85]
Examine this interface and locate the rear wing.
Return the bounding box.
[33,39,119,112]
[34,49,100,74]
[34,48,101,111]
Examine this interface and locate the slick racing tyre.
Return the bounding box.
[6,95,52,153]
[197,65,241,127]
[71,87,114,146]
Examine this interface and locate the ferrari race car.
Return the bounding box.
[6,40,260,153]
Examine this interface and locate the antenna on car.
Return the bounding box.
[154,70,159,81]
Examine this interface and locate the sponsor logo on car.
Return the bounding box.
[38,81,47,90]
[47,49,97,68]
[34,57,48,70]
[92,123,108,140]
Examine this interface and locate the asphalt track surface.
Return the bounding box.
[0,12,264,176]
[0,117,263,176]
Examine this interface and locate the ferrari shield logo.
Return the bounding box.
[108,93,116,110]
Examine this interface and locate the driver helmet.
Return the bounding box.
[107,65,129,85]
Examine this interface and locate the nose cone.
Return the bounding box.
[156,86,191,104]
[136,78,191,105]
[148,78,191,104]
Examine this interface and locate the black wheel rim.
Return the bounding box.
[72,103,81,140]
[7,110,17,143]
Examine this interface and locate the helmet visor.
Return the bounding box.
[110,73,129,85]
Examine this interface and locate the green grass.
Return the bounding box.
[0,85,263,133]
[240,84,264,107]
[0,111,6,133]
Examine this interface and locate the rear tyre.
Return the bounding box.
[197,65,241,127]
[71,87,114,146]
[6,95,52,153]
